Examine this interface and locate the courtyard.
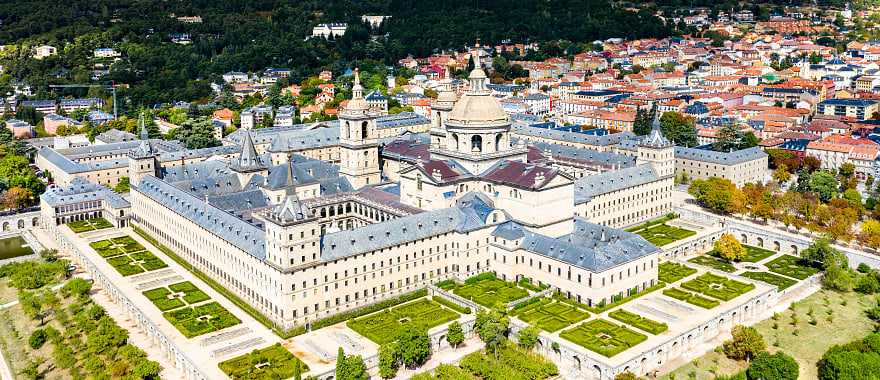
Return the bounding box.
[680,273,755,302]
[765,254,820,280]
[658,262,698,283]
[163,301,242,338]
[219,343,309,380]
[347,298,460,344]
[560,319,648,357]
[66,217,113,233]
[143,281,211,311]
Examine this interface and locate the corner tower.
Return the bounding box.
[637,114,675,178]
[338,69,381,188]
[128,113,158,187]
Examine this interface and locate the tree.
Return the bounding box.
[168,117,220,149]
[447,321,464,348]
[773,164,791,184]
[861,220,880,250]
[688,177,744,214]
[810,171,839,202]
[715,233,747,261]
[336,347,368,380]
[660,111,698,147]
[615,372,644,380]
[19,291,44,324]
[1,186,33,210]
[378,344,399,379]
[475,309,509,354]
[747,351,798,380]
[633,105,654,136]
[517,326,540,350]
[29,328,48,349]
[842,189,862,210]
[802,237,847,269]
[62,278,92,300]
[396,325,430,367]
[839,162,855,179]
[723,325,765,361]
[714,123,744,152]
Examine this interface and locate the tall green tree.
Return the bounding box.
[397,326,430,368]
[810,171,839,202]
[659,111,698,147]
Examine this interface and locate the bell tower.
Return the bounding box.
[637,113,675,178]
[128,113,158,187]
[338,69,381,188]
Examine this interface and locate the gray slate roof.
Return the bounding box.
[519,217,658,272]
[137,176,267,260]
[512,123,635,147]
[41,177,130,209]
[574,164,660,204]
[674,146,767,165]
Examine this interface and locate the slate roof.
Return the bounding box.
[512,123,635,147]
[41,177,129,209]
[519,217,658,272]
[525,141,635,168]
[674,146,767,165]
[38,147,88,174]
[480,160,563,190]
[137,176,266,259]
[574,164,660,204]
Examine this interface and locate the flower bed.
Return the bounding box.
[765,255,820,280]
[347,298,459,344]
[740,271,797,291]
[219,343,309,380]
[560,319,647,357]
[453,273,528,308]
[608,309,668,335]
[662,288,720,309]
[511,298,589,332]
[164,301,241,338]
[681,273,754,301]
[658,262,698,283]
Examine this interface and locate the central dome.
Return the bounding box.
[445,67,509,129]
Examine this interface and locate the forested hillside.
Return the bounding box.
[0,0,672,111]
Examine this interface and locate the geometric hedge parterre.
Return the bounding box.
[680,273,755,302]
[560,319,647,357]
[347,298,459,345]
[89,236,168,276]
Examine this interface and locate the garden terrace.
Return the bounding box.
[708,244,776,263]
[66,217,113,233]
[740,271,797,291]
[511,298,589,332]
[630,223,696,247]
[687,255,736,273]
[89,236,168,276]
[142,281,211,312]
[163,301,242,338]
[681,273,755,301]
[560,319,647,357]
[658,262,697,284]
[347,298,459,345]
[608,309,668,335]
[662,287,720,309]
[451,273,529,308]
[218,343,309,380]
[765,255,820,280]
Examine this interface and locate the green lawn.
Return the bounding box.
[681,273,755,301]
[511,298,589,332]
[608,309,668,335]
[625,213,679,233]
[89,236,168,276]
[765,255,820,280]
[687,255,736,273]
[219,343,309,380]
[560,319,647,357]
[661,290,876,380]
[740,271,798,291]
[708,245,776,263]
[347,299,459,344]
[658,262,698,283]
[143,281,211,311]
[634,224,696,246]
[452,275,529,308]
[66,217,113,233]
[164,301,241,338]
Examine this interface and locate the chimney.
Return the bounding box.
[534,172,545,187]
[432,169,443,181]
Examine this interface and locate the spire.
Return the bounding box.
[352,68,364,100]
[642,111,672,148]
[284,153,296,188]
[138,112,148,140]
[234,130,265,171]
[269,193,312,224]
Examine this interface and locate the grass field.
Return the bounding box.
[347,298,459,344]
[560,319,647,357]
[740,271,798,291]
[67,217,113,233]
[658,262,698,284]
[765,255,820,280]
[512,298,589,332]
[89,236,168,276]
[164,301,241,338]
[661,290,876,380]
[687,255,736,273]
[452,276,528,308]
[219,343,309,380]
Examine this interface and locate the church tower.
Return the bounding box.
[338,69,381,188]
[430,64,457,149]
[128,113,159,187]
[637,113,675,178]
[263,194,321,270]
[230,130,268,185]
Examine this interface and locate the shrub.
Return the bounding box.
[447,321,464,348]
[747,351,798,380]
[723,325,765,361]
[858,263,872,274]
[312,288,427,330]
[517,326,540,349]
[29,329,48,349]
[432,295,471,314]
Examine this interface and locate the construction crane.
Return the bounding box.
[48,82,118,119]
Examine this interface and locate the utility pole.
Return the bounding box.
[47,82,118,119]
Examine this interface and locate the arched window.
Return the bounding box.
[495,133,503,151]
[471,135,482,152]
[361,121,368,139]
